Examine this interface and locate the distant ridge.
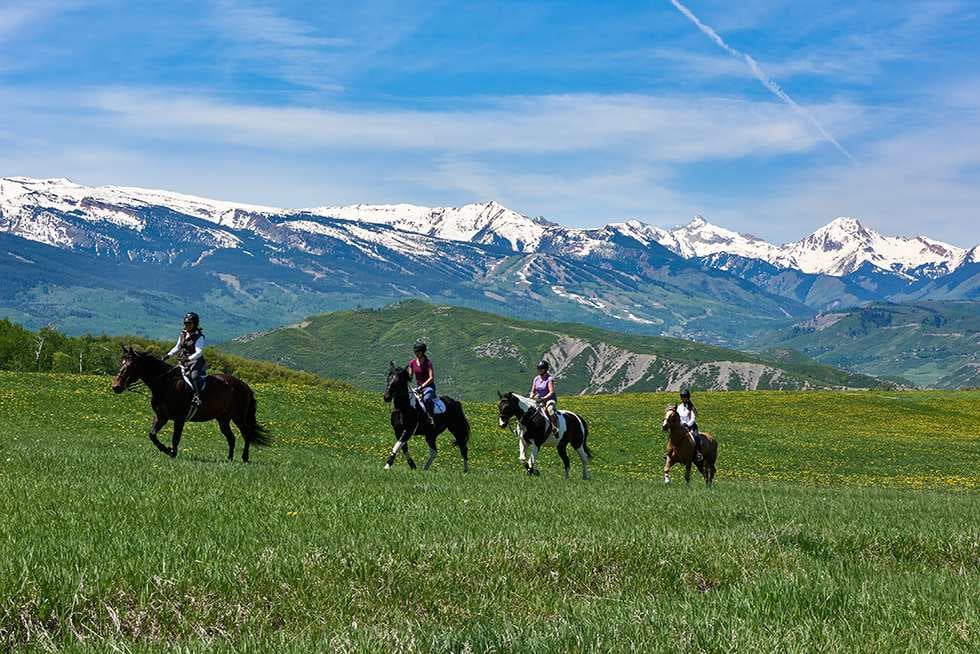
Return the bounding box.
[222,300,898,399]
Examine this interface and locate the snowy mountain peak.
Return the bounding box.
[655,214,783,262]
[784,217,964,278]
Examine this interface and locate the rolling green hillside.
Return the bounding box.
[1,372,978,651]
[754,301,980,388]
[223,301,893,399]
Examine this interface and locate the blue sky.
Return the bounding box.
[1,0,979,245]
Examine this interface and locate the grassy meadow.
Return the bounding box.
[0,371,978,652]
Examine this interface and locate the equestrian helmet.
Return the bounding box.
[413,341,427,354]
[537,360,550,371]
[183,312,200,326]
[679,387,691,399]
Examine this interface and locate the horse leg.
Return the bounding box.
[423,434,437,471]
[218,419,236,461]
[527,443,541,476]
[402,440,417,470]
[518,436,528,470]
[576,445,590,480]
[148,415,170,455]
[169,419,185,459]
[385,438,403,469]
[663,454,673,484]
[557,439,570,480]
[684,463,692,484]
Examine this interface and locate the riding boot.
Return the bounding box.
[693,432,703,462]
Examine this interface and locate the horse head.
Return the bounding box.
[112,346,139,393]
[497,391,521,429]
[383,362,410,403]
[662,404,679,432]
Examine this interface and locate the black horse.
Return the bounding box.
[497,391,591,479]
[112,346,272,462]
[382,362,470,472]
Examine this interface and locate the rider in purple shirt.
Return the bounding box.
[408,341,436,424]
[530,360,559,435]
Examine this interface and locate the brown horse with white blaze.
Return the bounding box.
[662,404,717,485]
[112,346,271,462]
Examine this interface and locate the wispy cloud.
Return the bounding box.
[668,0,853,161]
[211,0,351,91]
[89,88,863,162]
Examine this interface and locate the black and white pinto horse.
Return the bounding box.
[497,392,591,479]
[382,362,470,472]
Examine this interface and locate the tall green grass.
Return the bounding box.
[0,372,977,652]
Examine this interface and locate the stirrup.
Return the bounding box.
[191,394,202,406]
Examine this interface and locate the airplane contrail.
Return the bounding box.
[668,0,853,160]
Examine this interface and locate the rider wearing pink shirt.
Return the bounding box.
[408,341,436,424]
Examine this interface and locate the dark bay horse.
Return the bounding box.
[112,347,271,462]
[497,392,591,479]
[382,362,470,472]
[662,404,717,485]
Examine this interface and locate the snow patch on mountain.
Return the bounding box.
[655,215,784,262]
[310,200,553,253]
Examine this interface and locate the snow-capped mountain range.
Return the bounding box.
[1,176,977,344]
[2,176,973,280]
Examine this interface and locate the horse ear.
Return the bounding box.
[389,360,395,370]
[497,390,502,398]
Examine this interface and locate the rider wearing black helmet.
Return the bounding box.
[164,312,207,406]
[530,359,559,435]
[408,341,436,425]
[677,387,702,462]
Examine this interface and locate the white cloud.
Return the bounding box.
[88,88,863,162]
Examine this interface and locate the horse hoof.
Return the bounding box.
[408,460,418,470]
[384,463,392,470]
[664,477,671,484]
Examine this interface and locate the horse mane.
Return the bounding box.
[133,350,173,376]
[510,393,535,413]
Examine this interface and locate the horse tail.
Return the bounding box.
[576,414,592,460]
[456,403,470,446]
[244,388,273,447]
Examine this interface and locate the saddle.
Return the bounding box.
[410,391,446,415]
[525,405,566,441]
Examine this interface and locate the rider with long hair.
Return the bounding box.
[164,312,207,406]
[408,341,436,425]
[530,360,559,435]
[677,387,702,462]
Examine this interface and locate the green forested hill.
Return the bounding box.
[223,301,893,399]
[754,301,980,388]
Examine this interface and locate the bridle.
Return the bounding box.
[117,354,180,394]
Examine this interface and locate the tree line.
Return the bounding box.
[0,319,332,387]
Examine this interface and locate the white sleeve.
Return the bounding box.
[166,337,181,358]
[185,336,205,363]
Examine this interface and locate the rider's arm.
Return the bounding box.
[542,379,555,401]
[420,362,434,388]
[166,336,181,358]
[184,336,205,364]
